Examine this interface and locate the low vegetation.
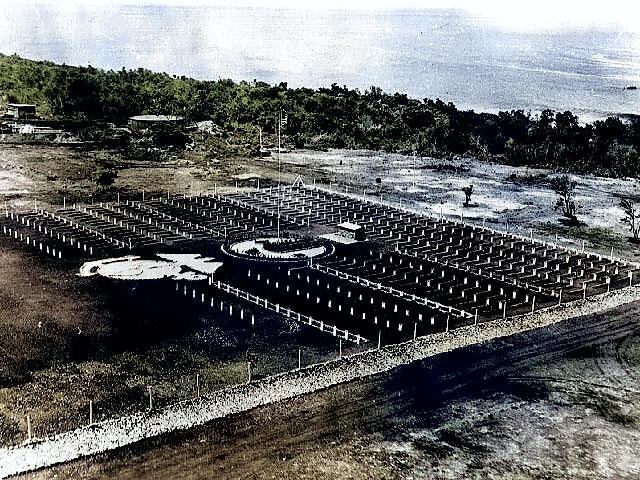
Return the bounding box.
[2,54,640,179]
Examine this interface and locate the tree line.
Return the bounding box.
[2,53,640,177]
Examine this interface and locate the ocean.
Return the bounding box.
[1,6,639,122]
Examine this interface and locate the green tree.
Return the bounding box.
[551,175,580,223]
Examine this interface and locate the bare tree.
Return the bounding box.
[620,198,640,241]
[551,175,580,223]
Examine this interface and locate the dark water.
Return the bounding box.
[1,7,639,121]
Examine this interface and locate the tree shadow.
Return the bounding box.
[558,216,584,227]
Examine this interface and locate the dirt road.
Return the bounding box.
[10,300,640,480]
[3,144,640,478]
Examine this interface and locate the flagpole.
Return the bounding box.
[277,109,281,241]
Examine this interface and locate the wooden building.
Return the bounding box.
[5,104,36,119]
[128,115,185,131]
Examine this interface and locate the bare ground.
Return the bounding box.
[10,303,640,480]
[3,143,640,478]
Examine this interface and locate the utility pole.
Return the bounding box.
[277,109,282,241]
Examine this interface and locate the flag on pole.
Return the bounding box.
[280,112,288,128]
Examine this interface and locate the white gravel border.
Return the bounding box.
[2,286,640,478]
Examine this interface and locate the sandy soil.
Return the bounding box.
[279,149,640,257]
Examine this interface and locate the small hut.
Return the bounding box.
[5,104,36,119]
[337,222,365,241]
[128,115,185,131]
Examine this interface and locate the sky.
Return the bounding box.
[14,0,639,31]
[2,0,639,119]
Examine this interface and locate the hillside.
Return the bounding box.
[1,53,640,177]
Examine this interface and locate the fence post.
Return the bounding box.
[26,414,32,443]
[558,289,563,305]
[531,295,536,312]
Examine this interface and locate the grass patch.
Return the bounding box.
[0,413,19,445]
[534,221,639,260]
[437,427,489,453]
[0,346,249,446]
[411,436,454,458]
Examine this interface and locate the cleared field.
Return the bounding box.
[2,144,640,478]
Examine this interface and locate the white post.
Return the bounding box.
[196,373,200,399]
[531,295,536,312]
[27,414,32,442]
[89,400,93,426]
[558,288,563,305]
